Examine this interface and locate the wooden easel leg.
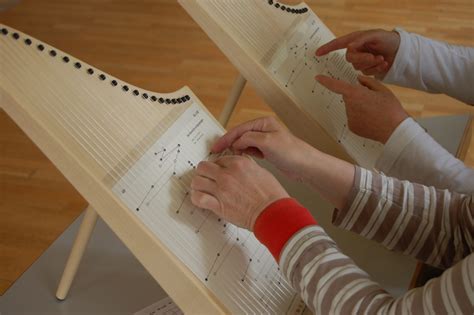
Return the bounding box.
[56,206,99,300]
[219,74,247,127]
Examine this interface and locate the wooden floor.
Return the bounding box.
[1,0,473,295]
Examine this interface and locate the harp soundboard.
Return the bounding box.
[0,25,305,314]
[179,0,384,168]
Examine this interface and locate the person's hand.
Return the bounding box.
[211,116,315,182]
[190,155,289,230]
[316,29,400,79]
[316,75,409,144]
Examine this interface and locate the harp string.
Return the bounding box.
[206,0,298,60]
[2,24,297,312]
[3,38,176,199]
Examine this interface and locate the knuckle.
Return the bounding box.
[190,178,197,189]
[196,161,207,173]
[266,116,277,124]
[190,191,201,205]
[261,133,272,146]
[232,157,248,171]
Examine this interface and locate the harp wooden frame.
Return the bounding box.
[1,24,241,314]
[179,0,352,164]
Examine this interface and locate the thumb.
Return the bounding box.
[357,75,390,92]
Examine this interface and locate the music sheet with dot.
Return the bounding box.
[268,13,383,168]
[134,297,183,315]
[112,102,300,314]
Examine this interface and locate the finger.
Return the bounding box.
[347,52,384,70]
[196,161,221,180]
[214,155,246,168]
[232,131,269,153]
[211,117,275,153]
[190,190,220,213]
[315,75,356,96]
[361,61,389,76]
[357,75,391,92]
[191,175,218,195]
[241,147,264,159]
[315,31,364,56]
[346,32,381,52]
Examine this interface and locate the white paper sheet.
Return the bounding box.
[113,102,300,314]
[134,297,183,315]
[269,13,383,168]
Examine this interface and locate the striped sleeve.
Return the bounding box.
[278,166,474,313]
[280,226,474,314]
[333,167,473,269]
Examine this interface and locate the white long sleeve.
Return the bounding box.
[375,118,474,194]
[376,29,474,193]
[383,28,474,104]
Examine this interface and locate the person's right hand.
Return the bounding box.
[316,29,400,79]
[211,116,315,182]
[316,75,409,144]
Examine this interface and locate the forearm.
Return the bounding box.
[333,167,473,269]
[295,146,355,210]
[254,204,473,314]
[278,225,474,314]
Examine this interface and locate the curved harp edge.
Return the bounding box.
[0,23,197,107]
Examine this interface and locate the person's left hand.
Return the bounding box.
[190,155,289,230]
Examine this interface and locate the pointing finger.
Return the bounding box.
[357,75,391,93]
[315,75,356,96]
[315,31,364,56]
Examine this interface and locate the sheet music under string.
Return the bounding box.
[203,0,383,168]
[1,24,304,314]
[112,103,303,314]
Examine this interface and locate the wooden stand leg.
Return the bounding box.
[219,74,247,127]
[56,206,99,300]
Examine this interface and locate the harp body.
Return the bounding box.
[0,25,304,314]
[179,0,384,168]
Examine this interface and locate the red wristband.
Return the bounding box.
[254,198,317,262]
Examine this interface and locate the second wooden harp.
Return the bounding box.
[179,0,384,168]
[0,25,304,314]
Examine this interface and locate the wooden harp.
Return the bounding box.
[179,0,384,168]
[0,25,306,314]
[0,25,312,314]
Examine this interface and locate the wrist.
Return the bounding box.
[379,112,409,144]
[250,191,290,230]
[254,198,317,261]
[298,148,355,210]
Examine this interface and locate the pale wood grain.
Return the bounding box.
[0,0,473,299]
